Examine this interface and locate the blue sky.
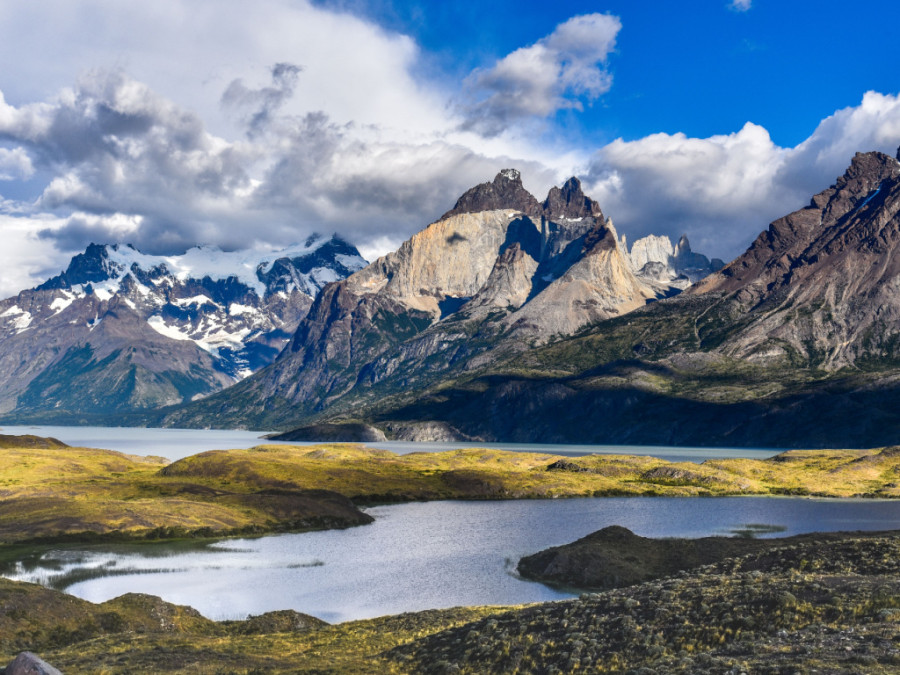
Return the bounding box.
[0,0,898,296]
[317,0,898,146]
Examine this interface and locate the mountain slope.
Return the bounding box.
[692,149,900,368]
[0,236,365,421]
[161,171,719,431]
[333,149,900,447]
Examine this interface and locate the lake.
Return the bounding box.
[0,424,782,463]
[7,497,900,623]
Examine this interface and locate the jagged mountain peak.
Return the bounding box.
[442,171,608,224]
[698,149,900,299]
[440,169,541,220]
[542,176,604,221]
[36,235,366,299]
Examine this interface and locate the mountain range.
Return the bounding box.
[3,149,899,448]
[0,236,365,420]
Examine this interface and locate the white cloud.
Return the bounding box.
[0,0,450,141]
[777,91,900,196]
[730,0,752,11]
[0,214,71,296]
[587,123,791,256]
[0,147,33,180]
[460,13,622,136]
[586,91,900,261]
[0,68,561,284]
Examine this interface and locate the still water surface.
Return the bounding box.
[7,497,900,623]
[0,424,781,463]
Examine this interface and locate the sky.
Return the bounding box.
[0,0,898,297]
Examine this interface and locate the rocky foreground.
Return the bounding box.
[393,533,900,674]
[1,532,899,673]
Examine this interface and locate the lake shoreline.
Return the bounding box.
[4,527,900,673]
[2,435,900,550]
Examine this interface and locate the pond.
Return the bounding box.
[6,497,899,623]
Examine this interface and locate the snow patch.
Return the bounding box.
[1,305,23,317]
[229,303,258,316]
[173,295,217,308]
[49,294,75,314]
[336,253,367,271]
[147,316,193,342]
[2,306,33,332]
[311,267,340,285]
[14,311,32,332]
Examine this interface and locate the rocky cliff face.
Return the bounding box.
[0,236,366,419]
[211,148,900,447]
[693,149,900,368]
[163,171,719,429]
[625,233,724,290]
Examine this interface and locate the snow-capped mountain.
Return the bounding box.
[0,235,366,420]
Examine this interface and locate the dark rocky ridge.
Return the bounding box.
[692,150,900,368]
[516,525,898,591]
[440,168,541,220]
[542,176,604,220]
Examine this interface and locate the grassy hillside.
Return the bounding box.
[0,437,371,545]
[3,436,900,547]
[161,443,900,501]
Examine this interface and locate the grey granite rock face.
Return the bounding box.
[4,652,63,675]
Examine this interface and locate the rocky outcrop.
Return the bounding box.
[440,168,541,220]
[542,176,604,220]
[504,220,656,339]
[4,652,63,675]
[626,233,724,289]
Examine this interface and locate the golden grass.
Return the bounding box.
[2,436,900,545]
[162,442,900,501]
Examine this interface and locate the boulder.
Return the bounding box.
[4,652,63,675]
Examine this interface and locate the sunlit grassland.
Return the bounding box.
[162,442,900,501]
[3,436,900,545]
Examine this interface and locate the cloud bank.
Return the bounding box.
[0,0,898,300]
[587,91,900,256]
